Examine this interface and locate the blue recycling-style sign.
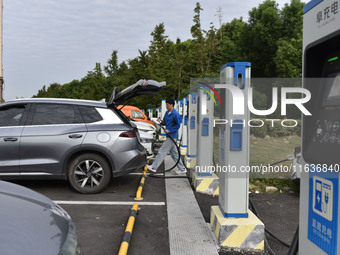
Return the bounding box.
[308,170,339,254]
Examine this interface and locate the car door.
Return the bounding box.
[20,103,87,176]
[0,103,29,175]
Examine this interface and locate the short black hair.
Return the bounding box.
[166,99,175,106]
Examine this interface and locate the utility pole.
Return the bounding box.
[0,0,3,102]
[215,7,223,41]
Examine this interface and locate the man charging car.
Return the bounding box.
[147,99,187,174]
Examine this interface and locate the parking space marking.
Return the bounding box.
[129,172,164,176]
[54,201,165,206]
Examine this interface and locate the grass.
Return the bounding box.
[212,134,301,193]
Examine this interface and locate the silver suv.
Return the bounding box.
[0,80,165,193]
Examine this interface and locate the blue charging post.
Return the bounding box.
[186,93,198,173]
[178,100,184,145]
[160,100,167,141]
[211,62,264,251]
[181,97,188,156]
[192,85,219,195]
[147,108,153,119]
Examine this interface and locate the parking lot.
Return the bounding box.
[6,156,300,255]
[10,168,170,255]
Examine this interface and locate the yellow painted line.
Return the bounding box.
[215,220,221,238]
[210,209,216,228]
[222,224,256,247]
[255,240,264,250]
[213,187,219,196]
[197,178,214,192]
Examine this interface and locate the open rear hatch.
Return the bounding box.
[108,79,166,105]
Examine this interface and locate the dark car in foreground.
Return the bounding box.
[0,180,81,255]
[0,80,165,193]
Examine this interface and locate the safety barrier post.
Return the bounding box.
[118,203,139,255]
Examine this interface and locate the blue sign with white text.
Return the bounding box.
[308,170,338,254]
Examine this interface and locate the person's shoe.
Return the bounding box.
[175,168,187,175]
[146,152,154,159]
[147,164,157,172]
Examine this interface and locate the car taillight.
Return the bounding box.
[119,131,137,137]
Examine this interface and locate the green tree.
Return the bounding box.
[275,36,302,77]
[243,0,283,77]
[104,50,119,78]
[190,2,207,74]
[220,18,247,64]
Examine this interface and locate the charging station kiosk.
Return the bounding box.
[159,100,167,141]
[186,93,198,170]
[178,100,184,146]
[181,97,188,155]
[192,85,219,196]
[156,107,161,119]
[196,87,214,176]
[148,108,153,119]
[300,0,340,254]
[210,62,264,250]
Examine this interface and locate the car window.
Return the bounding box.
[132,110,144,119]
[0,105,26,127]
[79,106,103,123]
[31,104,82,125]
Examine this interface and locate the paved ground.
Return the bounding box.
[11,170,170,255]
[10,166,300,255]
[194,191,299,255]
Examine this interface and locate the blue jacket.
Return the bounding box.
[163,109,181,139]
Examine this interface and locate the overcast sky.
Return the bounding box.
[3,0,292,100]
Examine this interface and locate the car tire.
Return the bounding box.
[68,153,112,194]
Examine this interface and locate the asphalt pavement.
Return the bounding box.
[10,165,300,255]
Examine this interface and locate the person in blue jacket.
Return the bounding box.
[147,99,187,174]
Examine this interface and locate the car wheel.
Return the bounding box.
[68,153,112,194]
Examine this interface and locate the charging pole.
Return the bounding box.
[211,62,264,251]
[196,87,214,176]
[300,1,340,254]
[192,86,219,196]
[178,100,184,145]
[160,100,167,141]
[156,107,161,119]
[186,93,198,170]
[219,62,251,217]
[181,97,188,155]
[148,108,153,119]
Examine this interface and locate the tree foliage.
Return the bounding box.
[34,0,304,112]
